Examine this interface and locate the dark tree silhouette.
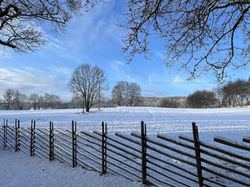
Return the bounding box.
[0,0,82,52]
[186,90,216,108]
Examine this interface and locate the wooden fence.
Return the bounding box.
[0,119,250,187]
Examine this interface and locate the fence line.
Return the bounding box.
[0,119,249,186]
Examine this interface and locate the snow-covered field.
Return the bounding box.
[1,107,250,187]
[1,106,250,141]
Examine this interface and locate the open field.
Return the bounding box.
[1,106,250,141]
[1,106,250,186]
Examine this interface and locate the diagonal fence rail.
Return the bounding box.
[0,119,249,186]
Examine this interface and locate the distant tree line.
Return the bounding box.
[1,73,249,110]
[184,78,250,108]
[220,78,250,107]
[0,89,62,110]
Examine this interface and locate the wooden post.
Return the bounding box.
[101,122,107,174]
[1,119,3,148]
[192,122,203,187]
[15,119,20,152]
[141,121,147,184]
[5,120,8,149]
[17,120,20,151]
[3,119,7,149]
[30,120,35,156]
[30,120,33,156]
[15,119,17,151]
[49,121,54,161]
[72,121,77,168]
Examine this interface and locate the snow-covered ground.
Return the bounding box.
[0,106,250,141]
[0,107,250,186]
[0,150,141,187]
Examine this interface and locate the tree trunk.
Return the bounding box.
[86,101,90,112]
[82,99,85,113]
[86,107,90,112]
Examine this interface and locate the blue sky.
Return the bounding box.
[0,3,249,101]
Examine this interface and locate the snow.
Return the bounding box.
[0,107,250,186]
[1,106,250,141]
[0,150,141,187]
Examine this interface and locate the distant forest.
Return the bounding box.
[0,78,249,110]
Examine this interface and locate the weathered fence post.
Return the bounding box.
[30,120,36,156]
[72,121,77,168]
[49,121,54,161]
[141,121,147,184]
[15,119,20,152]
[1,119,3,148]
[101,121,107,174]
[192,122,203,187]
[3,119,7,149]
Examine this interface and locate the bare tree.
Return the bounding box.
[13,90,27,110]
[29,93,39,110]
[2,1,248,80]
[3,89,15,109]
[83,0,249,80]
[122,0,250,80]
[38,95,44,109]
[42,93,61,109]
[69,63,106,112]
[112,81,141,106]
[222,78,250,107]
[112,81,129,106]
[43,93,51,109]
[0,0,82,53]
[127,83,141,106]
[3,89,27,110]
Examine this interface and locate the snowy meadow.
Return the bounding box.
[1,106,250,141]
[1,107,250,187]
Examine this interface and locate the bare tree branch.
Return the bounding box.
[122,0,250,80]
[0,0,82,52]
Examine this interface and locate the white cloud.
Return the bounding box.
[41,2,125,62]
[0,68,66,96]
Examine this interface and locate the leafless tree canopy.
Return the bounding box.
[112,81,141,106]
[112,81,129,106]
[0,0,82,52]
[2,89,27,110]
[122,0,250,80]
[69,63,106,112]
[1,1,249,80]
